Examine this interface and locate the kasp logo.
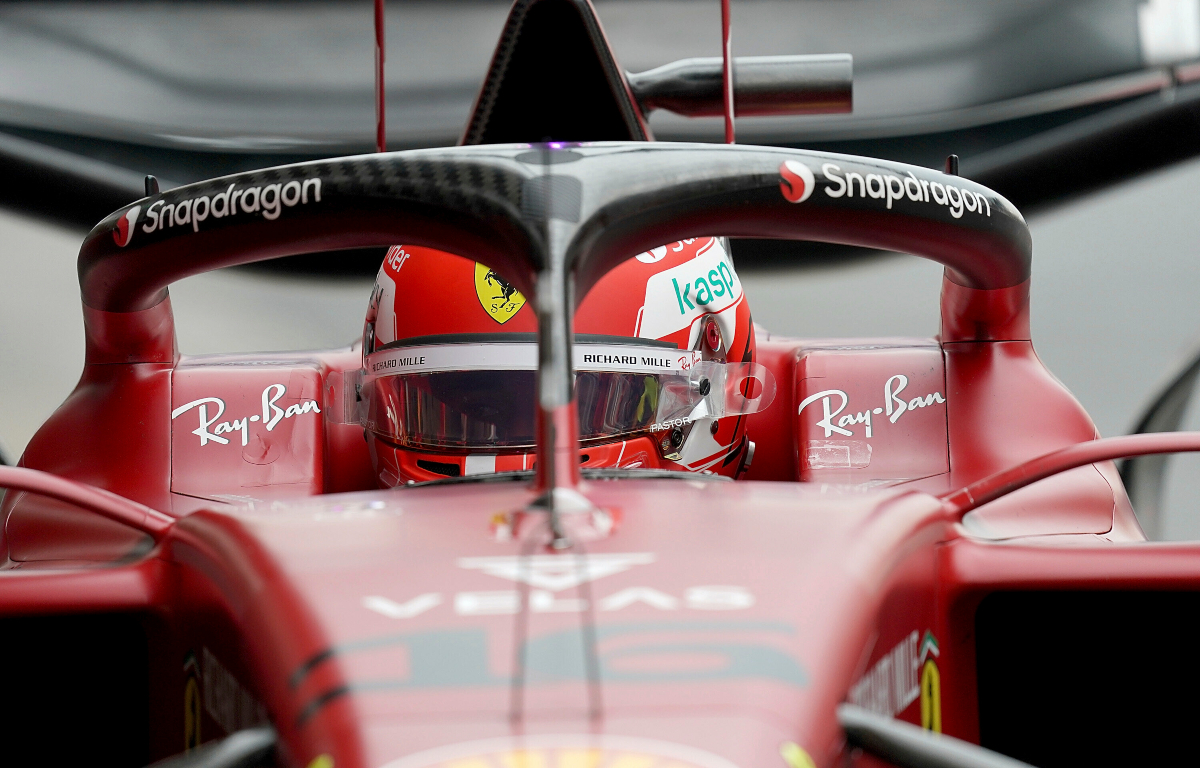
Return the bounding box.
[634,238,741,340]
[779,160,815,203]
[112,205,141,247]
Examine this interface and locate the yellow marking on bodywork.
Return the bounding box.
[780,742,816,768]
[606,753,658,768]
[502,750,546,768]
[557,750,603,768]
[920,659,942,732]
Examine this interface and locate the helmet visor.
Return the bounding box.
[349,337,774,450]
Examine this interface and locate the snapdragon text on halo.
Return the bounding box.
[114,177,323,247]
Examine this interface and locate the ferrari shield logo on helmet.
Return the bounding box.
[474,262,526,323]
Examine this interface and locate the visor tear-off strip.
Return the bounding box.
[365,343,704,377]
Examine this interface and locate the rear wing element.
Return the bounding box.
[461,0,852,145]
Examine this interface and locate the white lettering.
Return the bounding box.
[142,200,163,233]
[171,397,229,446]
[385,246,410,272]
[211,416,250,446]
[805,160,990,219]
[530,589,587,612]
[798,374,946,438]
[885,374,909,423]
[651,416,692,432]
[885,174,905,209]
[866,174,886,199]
[302,178,322,203]
[191,196,210,232]
[363,593,441,619]
[262,384,286,430]
[211,184,234,217]
[130,177,320,240]
[909,393,945,410]
[822,163,847,197]
[281,180,301,207]
[838,409,874,438]
[261,184,282,220]
[455,591,519,615]
[174,384,321,448]
[905,172,923,202]
[849,630,922,717]
[685,585,755,610]
[798,389,853,437]
[600,587,679,611]
[947,186,964,218]
[240,186,260,214]
[367,585,758,619]
[847,172,866,197]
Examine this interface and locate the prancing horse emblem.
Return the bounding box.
[474,262,527,324]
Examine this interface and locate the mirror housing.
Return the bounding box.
[627,54,853,118]
[1120,347,1200,538]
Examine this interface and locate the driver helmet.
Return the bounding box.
[359,237,761,486]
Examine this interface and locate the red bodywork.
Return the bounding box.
[1,5,1194,765]
[3,253,1187,767]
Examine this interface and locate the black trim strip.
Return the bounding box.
[289,648,335,690]
[295,686,350,727]
[839,704,1035,768]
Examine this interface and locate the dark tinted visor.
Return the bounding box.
[364,369,665,449]
[350,335,775,451]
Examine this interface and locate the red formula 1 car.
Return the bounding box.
[3,2,1199,768]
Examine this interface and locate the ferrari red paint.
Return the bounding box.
[2,3,1196,767]
[4,141,1188,768]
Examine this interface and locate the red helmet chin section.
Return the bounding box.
[362,238,757,487]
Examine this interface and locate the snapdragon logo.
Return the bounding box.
[820,163,990,219]
[779,160,815,203]
[115,177,323,248]
[777,159,992,220]
[112,205,141,247]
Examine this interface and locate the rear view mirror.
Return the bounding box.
[146,727,275,768]
[627,54,853,117]
[1121,347,1200,538]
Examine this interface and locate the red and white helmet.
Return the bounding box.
[357,237,771,486]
